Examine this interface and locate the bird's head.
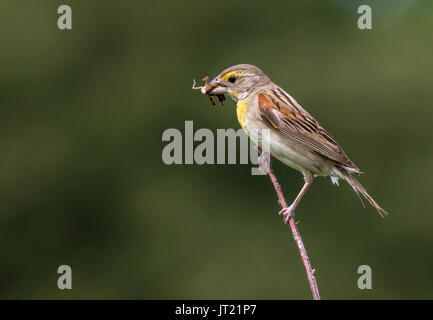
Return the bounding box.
[206,64,271,102]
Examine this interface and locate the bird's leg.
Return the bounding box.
[279,172,313,224]
[257,146,271,174]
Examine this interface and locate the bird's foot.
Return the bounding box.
[279,205,295,224]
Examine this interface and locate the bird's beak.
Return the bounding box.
[206,78,229,95]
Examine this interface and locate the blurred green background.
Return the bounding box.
[0,0,432,299]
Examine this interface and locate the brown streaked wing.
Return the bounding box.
[258,91,359,171]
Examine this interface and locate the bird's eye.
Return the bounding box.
[228,76,236,83]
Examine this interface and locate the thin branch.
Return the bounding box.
[267,161,321,300]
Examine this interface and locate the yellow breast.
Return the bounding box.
[236,99,249,129]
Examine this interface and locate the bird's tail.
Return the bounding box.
[339,169,388,217]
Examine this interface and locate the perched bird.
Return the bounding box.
[202,64,387,222]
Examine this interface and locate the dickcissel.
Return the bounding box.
[194,64,387,222]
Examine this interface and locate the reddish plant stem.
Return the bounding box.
[267,163,321,300]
